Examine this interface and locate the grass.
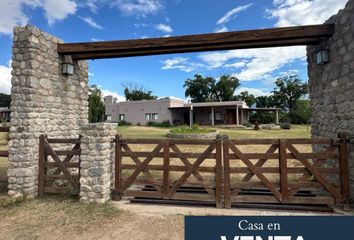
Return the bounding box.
[118,124,311,139]
[0,195,121,239]
[0,131,8,194]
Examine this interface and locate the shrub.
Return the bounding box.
[118,120,131,126]
[243,122,252,128]
[280,122,291,129]
[145,121,171,128]
[136,122,141,126]
[169,124,215,134]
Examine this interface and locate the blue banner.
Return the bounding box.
[185,216,354,240]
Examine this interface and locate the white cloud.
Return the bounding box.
[214,26,228,33]
[154,23,173,33]
[267,0,348,27]
[100,89,126,102]
[199,46,306,81]
[0,0,77,35]
[83,0,100,13]
[111,0,163,17]
[0,61,12,94]
[216,3,253,25]
[235,87,271,97]
[91,38,104,41]
[161,57,205,72]
[79,16,104,29]
[43,0,77,25]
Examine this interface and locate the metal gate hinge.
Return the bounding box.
[333,136,354,144]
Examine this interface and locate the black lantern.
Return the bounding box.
[62,61,74,75]
[316,49,330,65]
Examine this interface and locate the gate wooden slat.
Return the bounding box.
[45,140,79,190]
[286,143,344,201]
[169,144,215,196]
[228,142,282,202]
[223,137,231,209]
[168,142,216,198]
[162,140,170,198]
[215,136,223,208]
[279,139,288,202]
[287,145,337,196]
[120,143,163,192]
[121,143,163,192]
[337,133,350,202]
[38,135,45,196]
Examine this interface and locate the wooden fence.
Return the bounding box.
[38,135,81,195]
[0,126,10,184]
[114,134,350,208]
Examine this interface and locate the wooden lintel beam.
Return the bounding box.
[58,24,333,60]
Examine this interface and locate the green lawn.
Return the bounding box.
[117,125,311,139]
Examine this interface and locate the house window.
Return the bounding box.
[209,112,225,121]
[145,113,158,121]
[106,115,112,121]
[119,114,125,121]
[152,113,158,120]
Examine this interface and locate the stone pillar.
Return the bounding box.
[307,0,354,200]
[80,123,116,203]
[8,25,88,198]
[211,107,215,126]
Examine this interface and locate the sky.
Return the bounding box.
[0,0,349,101]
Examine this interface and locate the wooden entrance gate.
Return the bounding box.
[38,135,81,195]
[114,134,350,208]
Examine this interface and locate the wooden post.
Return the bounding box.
[223,136,231,208]
[211,107,215,126]
[215,135,223,208]
[279,139,288,203]
[162,140,170,199]
[38,134,45,196]
[338,133,350,203]
[113,134,122,200]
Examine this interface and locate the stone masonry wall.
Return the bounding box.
[80,123,116,203]
[8,25,89,198]
[307,0,354,200]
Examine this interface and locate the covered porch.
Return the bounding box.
[169,102,280,126]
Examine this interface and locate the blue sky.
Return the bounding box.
[0,0,349,100]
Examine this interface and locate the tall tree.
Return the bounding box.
[256,95,276,108]
[0,93,11,107]
[123,83,157,101]
[184,74,215,102]
[88,85,105,123]
[234,91,256,107]
[272,74,308,112]
[212,75,240,101]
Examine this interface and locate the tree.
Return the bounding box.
[88,85,105,123]
[212,75,240,101]
[256,95,276,108]
[123,83,157,101]
[288,99,311,124]
[234,91,256,107]
[184,74,215,102]
[272,74,308,112]
[0,93,11,107]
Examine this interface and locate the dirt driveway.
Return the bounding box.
[0,197,352,240]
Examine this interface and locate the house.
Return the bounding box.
[104,96,280,126]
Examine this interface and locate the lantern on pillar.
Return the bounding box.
[316,49,330,65]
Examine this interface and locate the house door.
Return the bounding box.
[226,110,236,124]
